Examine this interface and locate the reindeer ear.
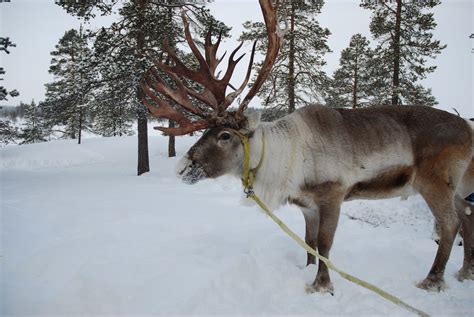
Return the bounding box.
[243,110,261,131]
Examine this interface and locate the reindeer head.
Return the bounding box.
[141,0,283,184]
[177,126,244,184]
[176,112,261,184]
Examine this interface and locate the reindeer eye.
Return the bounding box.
[218,132,232,141]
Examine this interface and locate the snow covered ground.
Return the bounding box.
[1,134,473,316]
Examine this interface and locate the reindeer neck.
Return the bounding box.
[246,126,266,170]
[243,116,302,211]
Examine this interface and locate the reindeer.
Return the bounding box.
[141,0,474,293]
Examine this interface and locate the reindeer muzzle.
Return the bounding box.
[176,156,206,185]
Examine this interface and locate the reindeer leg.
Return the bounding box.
[306,201,341,295]
[417,184,459,291]
[455,196,474,281]
[302,208,320,266]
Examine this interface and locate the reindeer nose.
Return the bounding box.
[175,155,192,176]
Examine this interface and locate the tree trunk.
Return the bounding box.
[70,44,78,142]
[137,105,149,175]
[78,110,83,144]
[352,56,358,109]
[136,0,150,175]
[78,24,83,145]
[287,2,296,113]
[168,120,176,157]
[391,0,402,105]
[165,6,176,158]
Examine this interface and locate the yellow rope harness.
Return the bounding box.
[236,130,265,196]
[237,132,430,317]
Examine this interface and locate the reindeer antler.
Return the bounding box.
[141,0,283,136]
[237,0,283,118]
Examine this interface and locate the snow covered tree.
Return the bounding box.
[240,0,330,113]
[18,101,50,145]
[0,37,19,101]
[92,102,134,137]
[0,118,18,146]
[361,0,445,106]
[44,27,95,144]
[58,0,228,174]
[327,34,374,109]
[90,82,135,137]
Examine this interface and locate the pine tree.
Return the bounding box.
[19,101,50,145]
[44,28,95,143]
[91,83,135,137]
[361,0,445,106]
[0,118,18,146]
[240,0,330,114]
[92,104,134,137]
[327,34,374,109]
[0,37,19,101]
[1,36,19,145]
[58,0,228,174]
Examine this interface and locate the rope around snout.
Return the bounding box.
[237,132,430,317]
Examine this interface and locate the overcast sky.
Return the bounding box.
[1,0,473,117]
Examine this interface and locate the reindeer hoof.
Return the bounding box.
[416,276,446,292]
[456,267,474,281]
[305,282,334,296]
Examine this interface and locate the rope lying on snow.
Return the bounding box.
[238,132,430,317]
